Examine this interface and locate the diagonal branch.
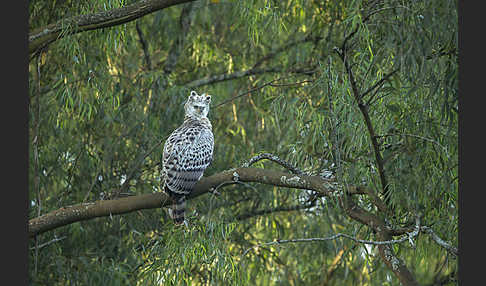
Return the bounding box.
[183,34,320,88]
[252,35,323,69]
[29,236,67,251]
[243,152,306,175]
[29,0,196,56]
[335,42,390,201]
[212,75,313,109]
[109,137,166,199]
[185,66,317,88]
[362,68,399,103]
[422,226,458,256]
[340,194,419,286]
[28,167,338,238]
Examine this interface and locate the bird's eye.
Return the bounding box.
[189,90,198,100]
[206,95,211,102]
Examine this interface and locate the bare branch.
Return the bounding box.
[335,36,390,201]
[212,77,281,108]
[185,66,317,89]
[229,153,389,215]
[243,152,306,175]
[242,228,420,257]
[30,236,67,251]
[422,226,458,256]
[213,75,314,109]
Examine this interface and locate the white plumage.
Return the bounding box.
[162,90,214,225]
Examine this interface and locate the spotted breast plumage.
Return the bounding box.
[162,90,214,225]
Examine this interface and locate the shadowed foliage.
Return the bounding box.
[29,0,458,285]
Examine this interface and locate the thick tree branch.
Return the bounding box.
[340,194,419,286]
[29,167,337,238]
[29,0,196,56]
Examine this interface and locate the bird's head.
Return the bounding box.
[184,90,211,119]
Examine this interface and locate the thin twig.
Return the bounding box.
[33,54,43,276]
[268,79,313,87]
[135,20,152,70]
[242,231,418,257]
[375,133,449,156]
[252,35,322,69]
[236,203,315,221]
[213,75,315,109]
[243,219,458,258]
[335,25,390,200]
[30,236,67,251]
[242,152,305,175]
[186,66,317,89]
[362,68,399,102]
[421,226,458,256]
[209,181,237,195]
[83,169,101,202]
[213,77,282,108]
[110,138,165,199]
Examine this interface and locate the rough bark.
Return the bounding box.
[29,167,337,237]
[340,194,420,286]
[29,0,196,56]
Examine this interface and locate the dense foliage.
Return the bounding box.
[29,0,458,285]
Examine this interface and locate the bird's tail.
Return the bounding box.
[166,187,186,225]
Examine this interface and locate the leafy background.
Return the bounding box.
[29,0,457,285]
